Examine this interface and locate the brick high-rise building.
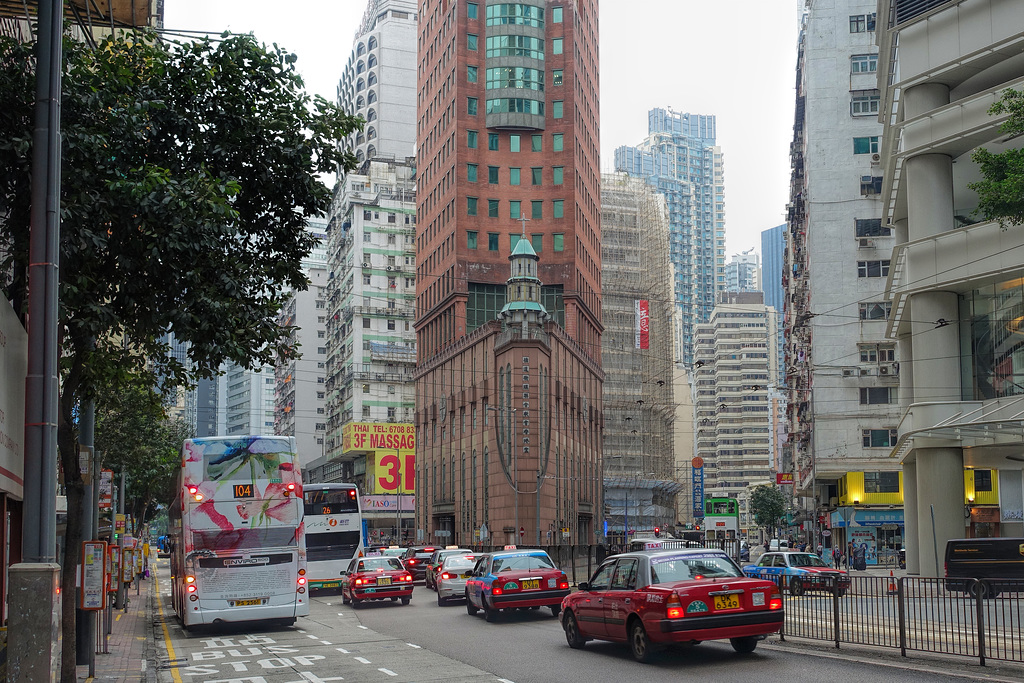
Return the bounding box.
[414,0,603,546]
[414,0,602,359]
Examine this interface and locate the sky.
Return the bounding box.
[162,0,800,255]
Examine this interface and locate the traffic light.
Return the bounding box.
[654,526,661,538]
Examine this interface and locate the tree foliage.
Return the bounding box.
[749,484,788,533]
[970,88,1024,229]
[0,30,360,681]
[95,375,194,525]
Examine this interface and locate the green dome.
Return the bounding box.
[511,237,539,258]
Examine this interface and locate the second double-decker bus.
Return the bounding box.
[704,497,740,540]
[302,483,364,591]
[169,435,309,628]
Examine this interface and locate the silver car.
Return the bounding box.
[436,553,477,605]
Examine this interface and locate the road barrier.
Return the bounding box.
[771,574,1024,665]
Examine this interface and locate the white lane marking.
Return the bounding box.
[337,612,346,616]
[378,668,397,677]
[325,603,331,606]
[357,625,368,630]
[298,629,307,633]
[498,679,515,683]
[336,647,350,654]
[320,640,332,645]
[141,659,146,672]
[406,643,421,649]
[354,656,371,664]
[307,635,320,640]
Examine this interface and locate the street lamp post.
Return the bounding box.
[396,449,401,544]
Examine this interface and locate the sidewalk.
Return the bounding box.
[77,570,157,683]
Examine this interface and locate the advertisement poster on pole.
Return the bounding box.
[107,546,120,592]
[80,541,107,610]
[99,469,114,510]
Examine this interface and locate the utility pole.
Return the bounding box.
[115,472,127,610]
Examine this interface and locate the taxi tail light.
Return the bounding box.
[402,574,413,582]
[769,587,783,610]
[666,593,683,619]
[492,585,503,596]
[355,578,364,586]
[558,573,569,590]
[407,559,416,565]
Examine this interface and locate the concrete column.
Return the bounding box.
[892,218,909,247]
[903,83,953,242]
[7,563,61,682]
[902,459,920,574]
[898,332,914,407]
[915,447,964,576]
[909,292,960,403]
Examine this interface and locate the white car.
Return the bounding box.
[436,553,477,605]
[769,539,790,552]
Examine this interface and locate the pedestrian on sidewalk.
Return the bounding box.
[847,542,854,570]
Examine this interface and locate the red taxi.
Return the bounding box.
[561,548,783,662]
[340,556,413,607]
[465,548,570,622]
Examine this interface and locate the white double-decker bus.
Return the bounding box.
[169,436,309,628]
[302,483,364,591]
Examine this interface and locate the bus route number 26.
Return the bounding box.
[377,453,414,493]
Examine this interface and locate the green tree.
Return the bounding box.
[970,88,1024,228]
[749,484,788,538]
[0,31,360,680]
[95,375,194,525]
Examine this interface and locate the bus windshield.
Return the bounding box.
[303,489,359,516]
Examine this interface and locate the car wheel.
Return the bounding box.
[563,611,586,649]
[834,586,848,597]
[351,597,362,608]
[401,596,411,605]
[969,581,996,600]
[483,600,497,623]
[731,636,758,654]
[437,592,446,606]
[549,604,561,618]
[789,577,805,596]
[466,592,478,615]
[629,619,655,663]
[341,592,350,605]
[391,596,398,602]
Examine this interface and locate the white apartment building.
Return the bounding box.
[785,0,902,543]
[275,220,330,469]
[337,0,417,165]
[877,0,1024,575]
[694,293,779,536]
[316,160,417,483]
[222,363,275,437]
[725,248,761,294]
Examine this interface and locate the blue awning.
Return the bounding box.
[830,508,904,527]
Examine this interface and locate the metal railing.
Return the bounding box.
[773,574,1024,665]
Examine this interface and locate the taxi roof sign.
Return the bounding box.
[445,545,459,549]
[503,545,517,550]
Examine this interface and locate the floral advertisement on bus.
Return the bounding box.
[181,436,304,555]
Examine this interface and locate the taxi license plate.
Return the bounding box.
[521,579,540,590]
[713,594,740,610]
[377,577,391,586]
[232,598,264,607]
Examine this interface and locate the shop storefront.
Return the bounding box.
[830,508,904,566]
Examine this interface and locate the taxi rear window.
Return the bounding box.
[650,553,743,582]
[492,554,555,573]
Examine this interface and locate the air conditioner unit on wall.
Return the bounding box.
[871,153,881,163]
[858,238,875,249]
[842,368,855,377]
[878,365,890,376]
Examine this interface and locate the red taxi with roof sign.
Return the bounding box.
[561,548,783,662]
[465,546,570,621]
[340,556,414,607]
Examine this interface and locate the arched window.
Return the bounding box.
[367,108,377,121]
[356,132,365,145]
[357,42,366,56]
[367,127,377,140]
[356,149,364,163]
[367,54,377,68]
[367,145,376,159]
[368,36,378,51]
[356,78,365,92]
[367,90,377,104]
[367,72,377,86]
[356,96,365,108]
[356,61,365,74]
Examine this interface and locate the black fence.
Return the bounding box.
[770,574,1024,665]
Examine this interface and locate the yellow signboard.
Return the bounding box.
[343,422,415,495]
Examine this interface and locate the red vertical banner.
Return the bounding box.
[635,299,650,349]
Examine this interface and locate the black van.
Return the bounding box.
[945,538,1024,598]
